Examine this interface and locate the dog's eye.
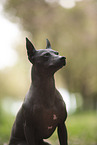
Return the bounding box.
[55,52,59,55]
[44,53,50,57]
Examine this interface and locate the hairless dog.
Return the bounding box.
[9,38,68,145]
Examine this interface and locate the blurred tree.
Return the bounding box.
[2,0,97,109]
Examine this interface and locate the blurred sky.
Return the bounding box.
[46,0,83,8]
[0,1,19,69]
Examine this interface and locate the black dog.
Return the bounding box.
[9,38,68,145]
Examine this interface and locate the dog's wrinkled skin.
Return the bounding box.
[9,38,68,145]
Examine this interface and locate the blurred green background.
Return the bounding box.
[0,0,97,145]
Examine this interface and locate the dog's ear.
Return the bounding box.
[26,37,36,63]
[46,39,51,49]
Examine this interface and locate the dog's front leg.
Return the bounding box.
[57,123,68,145]
[24,121,36,145]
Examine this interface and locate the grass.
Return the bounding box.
[0,111,15,145]
[0,111,97,145]
[67,111,97,145]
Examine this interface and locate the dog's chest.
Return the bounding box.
[33,105,59,125]
[32,103,65,139]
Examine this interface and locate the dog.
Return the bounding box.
[9,38,68,145]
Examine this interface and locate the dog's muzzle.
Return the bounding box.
[60,56,66,66]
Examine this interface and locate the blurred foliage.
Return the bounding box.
[1,0,97,110]
[0,61,30,99]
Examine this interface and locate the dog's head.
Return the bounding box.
[26,38,66,74]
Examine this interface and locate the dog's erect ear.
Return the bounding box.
[26,37,36,56]
[26,37,36,63]
[46,39,51,49]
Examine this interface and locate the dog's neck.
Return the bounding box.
[30,66,56,106]
[31,65,55,90]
